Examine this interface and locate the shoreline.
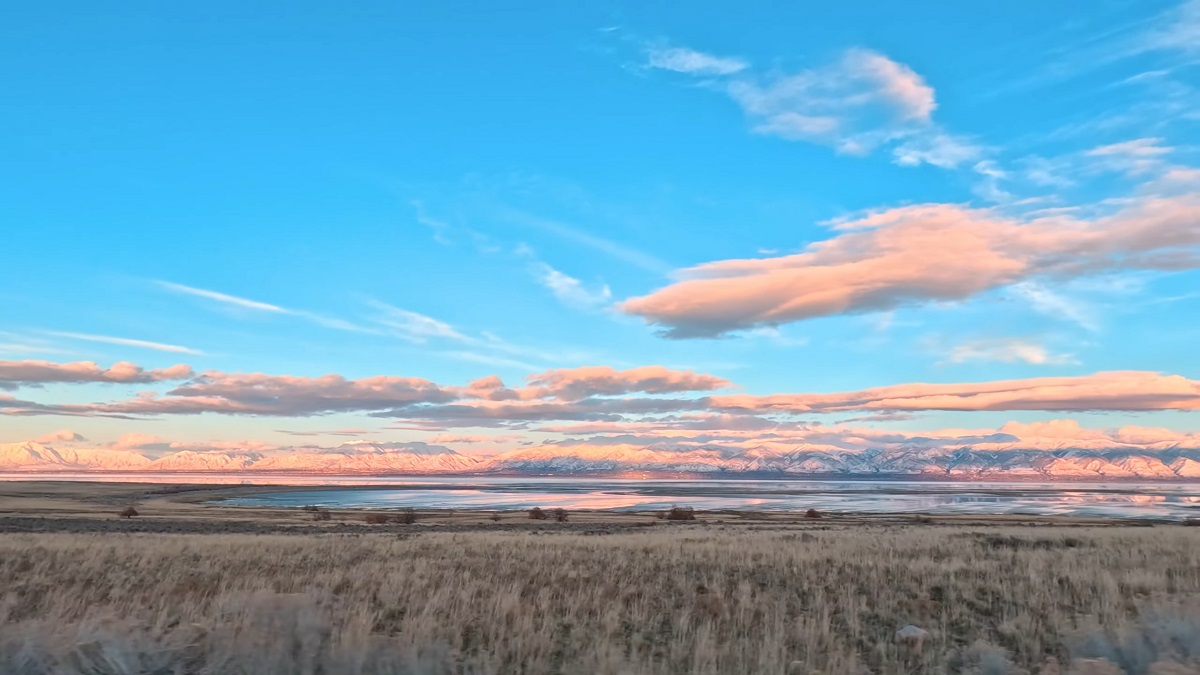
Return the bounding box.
[0,480,1194,530]
[3,470,1200,483]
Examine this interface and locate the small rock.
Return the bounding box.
[894,625,929,653]
[1064,658,1122,675]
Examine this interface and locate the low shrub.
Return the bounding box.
[364,513,390,525]
[311,510,332,522]
[528,507,548,520]
[396,508,417,525]
[553,508,568,522]
[804,509,822,519]
[664,506,696,521]
[118,506,139,519]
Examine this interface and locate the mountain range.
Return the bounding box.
[3,439,1200,479]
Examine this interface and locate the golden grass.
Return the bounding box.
[1,524,1199,674]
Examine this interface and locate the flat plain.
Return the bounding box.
[0,481,1198,674]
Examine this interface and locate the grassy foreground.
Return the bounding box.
[1,523,1199,674]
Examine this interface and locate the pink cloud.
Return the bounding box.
[621,191,1200,337]
[105,371,457,416]
[710,371,1200,413]
[33,429,85,443]
[0,360,192,388]
[847,48,936,122]
[4,360,1199,429]
[522,365,730,401]
[112,432,168,450]
[427,433,524,445]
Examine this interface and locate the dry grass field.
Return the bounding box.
[1,519,1199,675]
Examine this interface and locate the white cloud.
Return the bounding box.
[368,302,545,371]
[157,280,373,333]
[1086,137,1174,176]
[439,351,543,372]
[1009,282,1099,332]
[648,45,975,171]
[945,338,1078,366]
[370,301,468,344]
[1138,0,1200,54]
[725,48,937,153]
[646,47,748,75]
[157,281,284,312]
[532,263,612,308]
[893,133,984,169]
[46,331,203,355]
[503,210,671,274]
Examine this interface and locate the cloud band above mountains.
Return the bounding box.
[1,360,1197,428]
[0,360,192,390]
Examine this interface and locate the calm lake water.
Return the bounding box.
[5,473,1198,519]
[201,476,1200,520]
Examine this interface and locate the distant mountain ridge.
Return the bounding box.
[2,439,1199,479]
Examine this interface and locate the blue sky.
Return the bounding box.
[2,0,1199,453]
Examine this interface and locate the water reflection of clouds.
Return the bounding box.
[4,473,1196,520]
[218,479,1200,520]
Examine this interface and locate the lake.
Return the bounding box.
[201,476,1200,520]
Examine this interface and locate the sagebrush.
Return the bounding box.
[1,525,1198,674]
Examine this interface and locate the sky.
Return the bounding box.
[2,0,1199,459]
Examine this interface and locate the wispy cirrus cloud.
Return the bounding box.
[1008,282,1100,332]
[531,262,612,309]
[942,337,1078,366]
[1135,0,1200,55]
[156,281,375,333]
[645,46,748,75]
[46,331,203,355]
[156,281,284,312]
[503,210,671,274]
[368,301,544,371]
[641,43,981,169]
[370,301,468,344]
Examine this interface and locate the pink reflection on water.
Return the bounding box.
[4,473,1199,520]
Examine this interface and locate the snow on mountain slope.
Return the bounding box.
[0,442,152,471]
[147,451,261,472]
[251,443,479,473]
[1,440,1199,479]
[478,442,1200,479]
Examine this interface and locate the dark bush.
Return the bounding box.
[300,505,321,512]
[364,513,391,525]
[118,506,139,519]
[311,510,332,522]
[528,507,548,520]
[1183,518,1200,527]
[553,508,568,522]
[396,508,417,525]
[665,506,696,521]
[804,509,822,519]
[490,512,502,522]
